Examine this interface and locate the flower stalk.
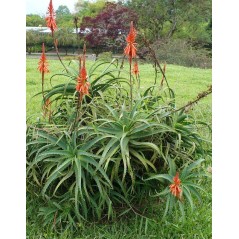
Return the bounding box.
[143,37,173,98]
[37,43,49,99]
[160,63,167,88]
[124,21,138,108]
[45,0,68,73]
[45,0,57,37]
[132,60,140,89]
[71,44,90,132]
[53,38,69,73]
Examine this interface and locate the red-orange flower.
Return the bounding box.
[124,21,137,63]
[169,172,182,199]
[76,67,90,95]
[76,57,90,99]
[46,0,57,36]
[38,43,49,73]
[126,21,137,43]
[132,61,139,76]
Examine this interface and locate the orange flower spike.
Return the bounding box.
[38,43,49,73]
[77,81,90,95]
[132,61,139,76]
[169,172,182,199]
[124,21,137,63]
[46,0,57,36]
[76,48,90,99]
[126,21,137,43]
[76,67,87,87]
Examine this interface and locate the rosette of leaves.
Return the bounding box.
[90,100,176,186]
[41,59,130,122]
[145,158,207,219]
[147,106,210,169]
[26,126,114,225]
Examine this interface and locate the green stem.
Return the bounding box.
[129,59,133,108]
[41,71,44,100]
[41,71,46,118]
[137,74,141,90]
[70,94,82,133]
[51,33,68,73]
[143,38,172,97]
[53,40,69,73]
[174,85,212,113]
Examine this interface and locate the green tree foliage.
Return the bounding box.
[26,14,45,26]
[55,28,77,55]
[127,0,212,46]
[75,0,107,18]
[80,2,138,55]
[56,5,71,16]
[26,31,52,54]
[26,31,39,53]
[55,5,73,28]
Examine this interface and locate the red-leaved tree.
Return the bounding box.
[80,2,138,56]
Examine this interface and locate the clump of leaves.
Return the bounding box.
[146,158,206,219]
[27,4,211,231]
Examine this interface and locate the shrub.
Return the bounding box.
[98,51,113,61]
[27,1,211,232]
[142,39,212,68]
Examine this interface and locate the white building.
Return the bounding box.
[26,26,91,34]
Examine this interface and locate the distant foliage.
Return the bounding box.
[127,0,212,44]
[80,2,138,55]
[55,5,73,28]
[26,14,45,27]
[56,5,71,16]
[54,28,78,55]
[98,51,112,61]
[151,39,212,68]
[75,0,107,18]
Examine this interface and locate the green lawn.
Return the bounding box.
[26,58,211,117]
[26,58,212,239]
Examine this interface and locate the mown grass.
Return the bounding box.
[27,178,211,239]
[26,58,212,239]
[26,58,211,118]
[27,188,211,239]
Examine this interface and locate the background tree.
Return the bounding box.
[56,5,71,16]
[126,0,212,47]
[26,31,52,54]
[75,0,107,18]
[26,31,39,54]
[55,5,73,28]
[26,14,45,26]
[55,28,78,55]
[171,0,212,47]
[80,2,138,55]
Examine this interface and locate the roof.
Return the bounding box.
[26,26,92,34]
[26,26,49,32]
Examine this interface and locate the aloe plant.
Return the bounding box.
[27,128,114,222]
[145,158,207,219]
[26,1,212,232]
[90,100,175,184]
